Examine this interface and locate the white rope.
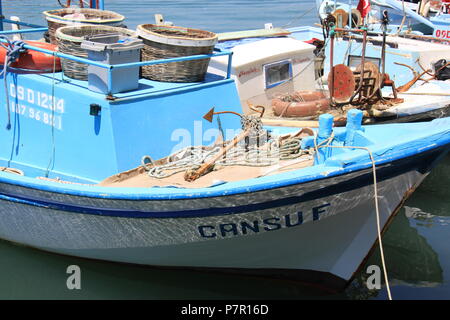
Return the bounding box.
[316,140,393,300]
[45,52,58,177]
[145,137,306,179]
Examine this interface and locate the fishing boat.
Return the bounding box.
[208,6,450,126]
[0,1,450,292]
[317,0,449,36]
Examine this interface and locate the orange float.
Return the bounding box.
[0,41,61,74]
[272,91,330,118]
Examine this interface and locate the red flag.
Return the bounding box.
[357,0,371,19]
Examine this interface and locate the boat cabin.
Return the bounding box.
[209,35,317,113]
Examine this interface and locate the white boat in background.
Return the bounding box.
[208,21,450,125]
[317,0,450,36]
[210,37,317,113]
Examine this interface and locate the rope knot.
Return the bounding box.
[0,36,28,130]
[6,40,28,64]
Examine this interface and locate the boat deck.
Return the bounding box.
[99,156,315,189]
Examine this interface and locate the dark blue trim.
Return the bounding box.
[0,147,445,219]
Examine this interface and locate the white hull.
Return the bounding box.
[0,165,427,288]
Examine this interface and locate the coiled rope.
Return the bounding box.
[144,115,309,179]
[0,36,27,130]
[145,137,307,179]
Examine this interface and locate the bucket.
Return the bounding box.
[137,24,218,82]
[56,25,136,80]
[43,8,125,44]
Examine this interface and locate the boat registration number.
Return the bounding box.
[434,29,450,39]
[8,84,64,130]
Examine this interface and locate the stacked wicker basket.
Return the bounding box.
[43,8,125,44]
[137,24,218,83]
[44,8,218,83]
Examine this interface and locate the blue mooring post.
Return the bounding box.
[345,109,363,146]
[317,113,334,162]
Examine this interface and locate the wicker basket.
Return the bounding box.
[56,25,136,80]
[43,8,125,44]
[137,24,218,82]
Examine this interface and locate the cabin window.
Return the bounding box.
[348,56,381,70]
[264,60,293,89]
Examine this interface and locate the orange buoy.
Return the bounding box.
[272,91,330,118]
[0,41,61,74]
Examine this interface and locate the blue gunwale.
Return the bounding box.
[0,139,446,219]
[0,33,234,93]
[0,118,449,202]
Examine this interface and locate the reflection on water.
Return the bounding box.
[0,155,449,300]
[0,238,330,300]
[346,208,443,300]
[347,154,450,300]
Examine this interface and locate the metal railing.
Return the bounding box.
[0,23,234,94]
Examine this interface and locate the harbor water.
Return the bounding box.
[1,0,450,300]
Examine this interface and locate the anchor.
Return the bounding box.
[202,107,243,123]
[185,107,265,182]
[203,105,265,123]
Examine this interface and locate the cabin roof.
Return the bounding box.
[214,37,315,68]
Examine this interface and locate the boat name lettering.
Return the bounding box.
[292,57,310,64]
[198,203,331,238]
[238,67,260,78]
[9,84,65,113]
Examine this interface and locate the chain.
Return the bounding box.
[240,114,264,133]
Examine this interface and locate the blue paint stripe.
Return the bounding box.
[0,147,443,219]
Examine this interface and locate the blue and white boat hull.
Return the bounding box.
[0,143,445,290]
[1,0,450,295]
